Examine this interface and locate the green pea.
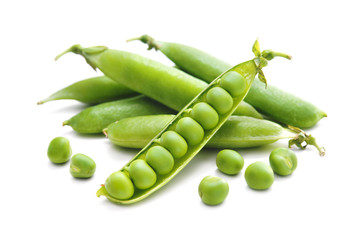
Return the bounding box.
[190,102,219,130]
[269,148,297,176]
[105,171,134,200]
[69,153,96,178]
[206,87,234,115]
[216,149,244,175]
[47,137,72,164]
[159,131,188,158]
[245,161,274,190]
[175,117,204,145]
[127,159,157,189]
[198,176,229,205]
[145,146,174,175]
[219,71,246,97]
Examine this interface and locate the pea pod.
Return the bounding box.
[63,95,174,133]
[37,76,138,105]
[63,40,288,204]
[129,35,326,128]
[55,44,263,120]
[103,115,325,155]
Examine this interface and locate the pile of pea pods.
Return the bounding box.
[41,36,326,205]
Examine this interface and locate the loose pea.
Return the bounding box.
[198,176,229,205]
[159,131,188,158]
[220,71,246,97]
[190,102,219,130]
[105,171,134,200]
[245,161,274,190]
[269,148,297,176]
[175,117,204,145]
[145,146,174,175]
[47,137,72,164]
[69,153,96,178]
[216,149,244,175]
[127,159,157,189]
[206,87,234,114]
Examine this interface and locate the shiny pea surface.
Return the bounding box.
[105,171,134,200]
[70,153,96,178]
[245,161,274,190]
[159,131,188,158]
[206,87,233,114]
[190,102,219,130]
[198,176,229,205]
[216,149,244,175]
[127,159,157,190]
[220,71,246,97]
[269,148,297,176]
[145,146,174,175]
[175,117,204,146]
[47,137,72,164]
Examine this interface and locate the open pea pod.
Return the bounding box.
[62,40,288,204]
[95,40,290,204]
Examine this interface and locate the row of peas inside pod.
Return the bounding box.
[104,70,250,201]
[199,148,298,205]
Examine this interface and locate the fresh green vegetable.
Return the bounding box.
[55,44,263,120]
[38,76,138,105]
[70,153,96,178]
[245,161,274,190]
[104,172,134,200]
[90,40,289,204]
[104,115,325,155]
[126,159,157,190]
[130,34,326,128]
[63,95,174,133]
[198,176,229,205]
[145,146,174,175]
[269,148,297,176]
[216,149,244,175]
[47,137,72,164]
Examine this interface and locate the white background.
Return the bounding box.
[1,0,359,239]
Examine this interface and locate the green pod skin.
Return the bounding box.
[198,176,229,205]
[70,153,96,178]
[104,115,298,149]
[55,45,263,120]
[63,95,174,133]
[131,35,326,128]
[269,148,297,176]
[38,76,138,105]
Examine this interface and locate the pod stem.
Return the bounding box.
[55,44,108,70]
[287,126,325,156]
[252,39,291,87]
[127,34,160,51]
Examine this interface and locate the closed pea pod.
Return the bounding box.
[37,76,138,105]
[104,115,325,155]
[92,40,289,204]
[63,95,174,133]
[131,35,326,128]
[55,43,263,120]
